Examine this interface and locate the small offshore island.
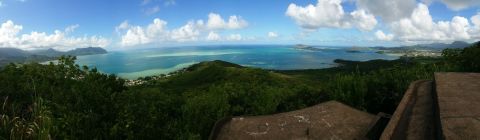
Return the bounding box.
[293,44,324,51]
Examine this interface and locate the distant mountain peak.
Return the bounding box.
[46,48,57,51]
[67,47,107,56]
[410,41,471,49]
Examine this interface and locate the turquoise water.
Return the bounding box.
[75,45,398,79]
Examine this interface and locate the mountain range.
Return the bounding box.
[371,41,471,51]
[0,47,107,66]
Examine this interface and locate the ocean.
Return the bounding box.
[75,45,399,79]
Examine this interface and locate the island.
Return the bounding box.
[293,44,323,51]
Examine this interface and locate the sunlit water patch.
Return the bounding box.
[117,62,196,79]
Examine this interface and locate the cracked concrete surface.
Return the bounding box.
[214,101,375,140]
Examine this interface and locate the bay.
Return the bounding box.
[75,45,398,79]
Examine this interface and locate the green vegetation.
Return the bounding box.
[1,42,479,139]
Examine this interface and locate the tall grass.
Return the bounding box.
[0,96,52,140]
[1,76,53,140]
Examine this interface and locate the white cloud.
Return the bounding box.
[206,13,248,30]
[121,26,150,46]
[472,13,480,27]
[267,32,278,38]
[119,13,249,46]
[375,30,394,41]
[285,0,377,31]
[145,18,169,39]
[469,13,480,39]
[115,20,129,34]
[351,10,377,31]
[226,34,242,41]
[65,24,79,34]
[206,31,221,41]
[0,20,109,51]
[356,0,416,23]
[286,0,348,30]
[440,0,480,11]
[120,18,167,46]
[170,21,201,42]
[0,20,22,46]
[378,3,479,42]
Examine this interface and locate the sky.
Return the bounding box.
[0,0,479,51]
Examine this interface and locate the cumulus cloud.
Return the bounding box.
[120,18,203,45]
[170,21,201,42]
[206,13,248,30]
[375,30,394,41]
[356,0,416,23]
[350,10,378,31]
[226,34,242,41]
[440,0,480,11]
[376,4,479,42]
[285,0,377,31]
[206,31,221,41]
[268,32,278,38]
[0,20,109,51]
[121,26,150,46]
[286,0,348,29]
[120,18,167,46]
[0,20,22,46]
[472,13,480,27]
[469,13,480,39]
[119,13,248,46]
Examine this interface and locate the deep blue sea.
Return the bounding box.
[75,45,398,79]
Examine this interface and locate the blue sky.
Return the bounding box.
[0,0,479,50]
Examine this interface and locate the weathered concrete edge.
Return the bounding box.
[380,80,430,140]
[208,117,233,140]
[365,112,392,139]
[433,73,446,140]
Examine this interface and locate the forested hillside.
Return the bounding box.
[1,42,479,139]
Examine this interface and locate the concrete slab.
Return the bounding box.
[211,72,480,140]
[435,72,480,139]
[213,101,375,140]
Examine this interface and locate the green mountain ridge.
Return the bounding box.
[0,47,107,66]
[371,41,471,51]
